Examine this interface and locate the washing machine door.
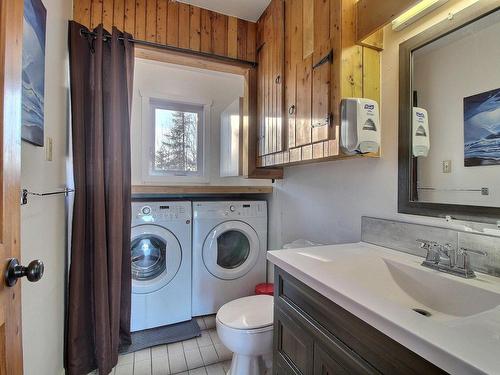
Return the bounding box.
[131,224,182,294]
[202,220,260,280]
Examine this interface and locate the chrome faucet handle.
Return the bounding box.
[416,239,440,263]
[459,247,488,257]
[455,248,487,278]
[416,239,438,249]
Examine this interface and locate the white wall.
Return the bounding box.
[131,58,271,187]
[414,15,500,207]
[268,0,487,251]
[20,0,71,374]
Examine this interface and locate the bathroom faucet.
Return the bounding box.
[416,240,487,279]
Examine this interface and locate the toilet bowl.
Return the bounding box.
[216,295,273,375]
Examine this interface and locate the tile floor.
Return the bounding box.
[94,316,234,375]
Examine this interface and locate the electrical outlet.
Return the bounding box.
[442,160,451,173]
[45,137,53,161]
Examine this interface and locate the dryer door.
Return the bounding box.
[131,224,182,294]
[202,221,261,280]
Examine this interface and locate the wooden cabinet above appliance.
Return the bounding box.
[256,0,382,168]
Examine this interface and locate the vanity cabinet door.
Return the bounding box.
[313,344,348,375]
[274,305,314,375]
[274,267,447,375]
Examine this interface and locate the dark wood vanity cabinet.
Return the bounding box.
[273,267,447,375]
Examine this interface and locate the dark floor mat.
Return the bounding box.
[119,319,201,354]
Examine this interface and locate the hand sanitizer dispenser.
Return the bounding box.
[340,98,381,155]
[412,107,430,157]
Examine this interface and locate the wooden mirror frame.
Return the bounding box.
[398,2,500,224]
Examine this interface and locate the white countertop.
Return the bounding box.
[267,242,500,375]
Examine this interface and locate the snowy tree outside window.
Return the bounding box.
[154,109,199,172]
[144,98,206,181]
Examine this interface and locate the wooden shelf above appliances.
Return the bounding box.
[132,185,273,195]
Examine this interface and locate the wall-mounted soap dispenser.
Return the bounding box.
[340,98,381,155]
[412,107,430,157]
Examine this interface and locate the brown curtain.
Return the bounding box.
[66,21,134,375]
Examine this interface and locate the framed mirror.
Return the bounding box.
[398,2,500,223]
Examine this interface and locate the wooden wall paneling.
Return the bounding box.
[313,141,324,159]
[359,29,384,51]
[341,0,362,98]
[257,20,265,157]
[146,0,157,42]
[102,0,114,30]
[246,22,257,62]
[312,41,331,142]
[189,6,201,51]
[263,42,270,155]
[237,19,248,60]
[303,0,314,58]
[356,0,420,42]
[90,0,103,29]
[362,47,380,103]
[227,16,238,58]
[156,0,167,44]
[74,0,258,62]
[283,0,293,148]
[211,12,227,56]
[285,0,303,148]
[302,144,312,160]
[289,147,301,162]
[295,55,312,146]
[312,0,331,143]
[135,0,147,40]
[200,9,212,53]
[273,0,284,152]
[167,1,179,46]
[242,69,283,179]
[178,3,190,48]
[330,0,341,139]
[74,0,92,25]
[267,8,275,155]
[113,0,125,30]
[124,0,136,34]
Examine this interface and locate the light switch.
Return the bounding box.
[45,137,53,161]
[442,160,451,173]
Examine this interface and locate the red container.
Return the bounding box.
[255,283,274,296]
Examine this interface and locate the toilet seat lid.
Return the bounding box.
[217,295,273,330]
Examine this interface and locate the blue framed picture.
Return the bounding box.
[21,0,47,147]
[464,88,500,167]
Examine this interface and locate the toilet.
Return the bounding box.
[216,295,274,375]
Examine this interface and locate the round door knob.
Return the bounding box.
[5,259,44,287]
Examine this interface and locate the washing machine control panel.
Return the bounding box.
[134,202,191,222]
[194,201,267,219]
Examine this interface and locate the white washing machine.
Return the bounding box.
[131,201,192,332]
[192,201,267,316]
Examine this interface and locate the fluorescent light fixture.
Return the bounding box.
[392,0,449,31]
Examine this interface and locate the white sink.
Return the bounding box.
[306,253,500,320]
[268,242,500,375]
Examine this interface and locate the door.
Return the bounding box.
[202,221,261,280]
[0,0,25,373]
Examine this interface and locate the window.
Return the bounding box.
[142,96,209,183]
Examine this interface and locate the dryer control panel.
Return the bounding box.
[193,201,267,219]
[132,202,192,222]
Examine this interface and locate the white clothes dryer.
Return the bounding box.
[131,201,192,332]
[192,201,267,316]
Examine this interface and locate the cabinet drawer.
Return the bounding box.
[274,304,314,375]
[275,267,446,374]
[277,295,376,375]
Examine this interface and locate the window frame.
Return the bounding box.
[140,91,211,184]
